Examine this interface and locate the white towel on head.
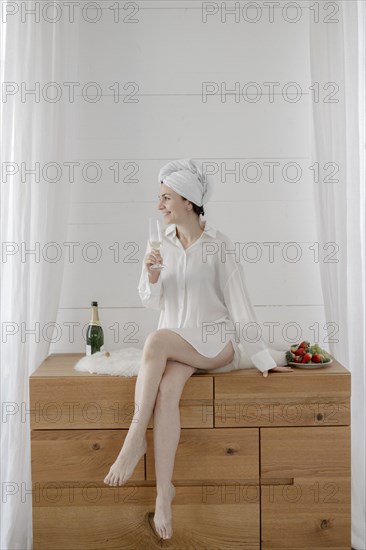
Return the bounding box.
[158,158,213,207]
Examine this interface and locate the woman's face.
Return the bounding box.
[158,183,189,224]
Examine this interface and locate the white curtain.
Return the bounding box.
[0,6,78,549]
[309,2,366,548]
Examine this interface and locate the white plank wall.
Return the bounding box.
[50,2,332,355]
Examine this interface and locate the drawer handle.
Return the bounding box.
[226,447,236,455]
[92,443,100,450]
[317,413,324,421]
[261,478,294,486]
[321,519,330,529]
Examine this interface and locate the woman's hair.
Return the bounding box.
[191,202,205,217]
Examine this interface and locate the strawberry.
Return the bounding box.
[312,353,321,363]
[299,341,310,348]
[302,352,312,363]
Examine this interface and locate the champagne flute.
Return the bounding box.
[149,217,166,270]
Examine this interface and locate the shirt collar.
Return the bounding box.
[165,220,217,240]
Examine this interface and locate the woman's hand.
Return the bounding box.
[262,365,294,378]
[145,251,163,283]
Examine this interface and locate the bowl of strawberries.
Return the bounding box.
[286,342,333,368]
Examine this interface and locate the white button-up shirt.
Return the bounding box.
[138,220,277,373]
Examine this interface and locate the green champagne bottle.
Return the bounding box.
[86,301,104,355]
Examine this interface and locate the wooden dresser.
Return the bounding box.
[30,353,351,549]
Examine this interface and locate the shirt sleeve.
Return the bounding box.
[223,264,277,373]
[137,241,164,311]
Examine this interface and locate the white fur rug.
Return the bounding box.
[74,348,143,376]
[74,345,287,376]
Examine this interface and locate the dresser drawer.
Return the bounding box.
[261,479,350,549]
[30,374,213,429]
[260,426,350,480]
[214,367,350,428]
[214,398,350,428]
[32,485,260,549]
[146,428,259,482]
[31,429,145,483]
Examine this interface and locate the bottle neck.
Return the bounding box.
[90,305,101,326]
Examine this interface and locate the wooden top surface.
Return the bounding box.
[30,352,350,379]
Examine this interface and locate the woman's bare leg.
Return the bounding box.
[152,360,197,539]
[103,330,234,486]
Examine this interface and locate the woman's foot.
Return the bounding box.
[103,437,147,486]
[154,483,176,540]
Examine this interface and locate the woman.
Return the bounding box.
[104,159,292,540]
